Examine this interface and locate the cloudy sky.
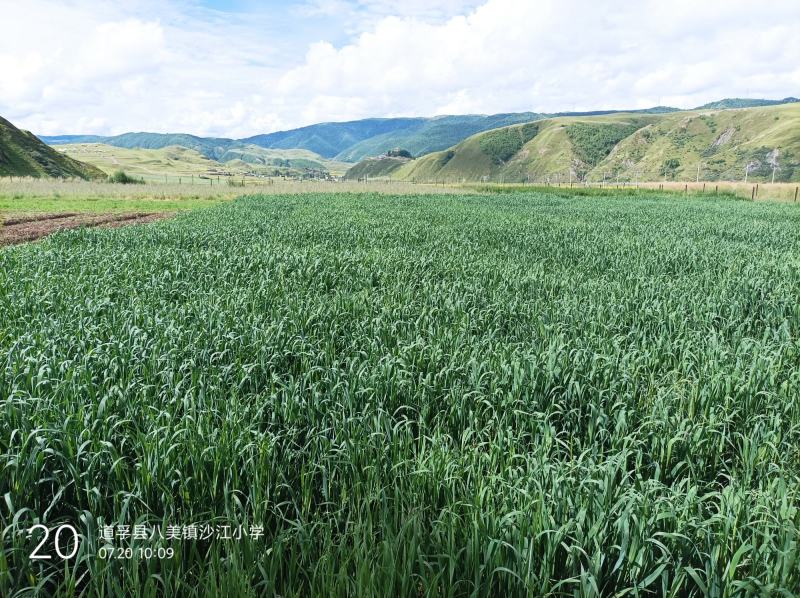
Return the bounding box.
[1,0,798,137]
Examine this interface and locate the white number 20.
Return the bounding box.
[28,524,79,560]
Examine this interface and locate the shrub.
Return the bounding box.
[439,150,456,166]
[108,170,144,184]
[566,123,641,166]
[478,124,540,166]
[662,158,681,179]
[520,122,540,143]
[480,129,524,164]
[387,148,412,159]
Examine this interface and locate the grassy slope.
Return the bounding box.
[335,110,681,163]
[56,144,350,181]
[43,132,235,161]
[43,122,424,163]
[342,156,411,179]
[695,97,798,110]
[56,144,220,181]
[387,114,657,182]
[0,117,105,180]
[334,113,541,162]
[598,103,800,181]
[97,132,234,160]
[373,104,800,183]
[37,99,794,167]
[242,118,427,158]
[217,145,351,176]
[38,108,672,167]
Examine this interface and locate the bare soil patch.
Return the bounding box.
[2,212,81,226]
[1,212,172,246]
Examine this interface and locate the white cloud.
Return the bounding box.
[279,0,800,119]
[0,0,797,137]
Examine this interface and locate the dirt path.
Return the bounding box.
[0,212,173,246]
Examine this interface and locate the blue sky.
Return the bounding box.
[1,0,797,137]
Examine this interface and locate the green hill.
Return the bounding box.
[55,143,350,181]
[0,116,105,179]
[241,118,426,159]
[229,110,681,161]
[216,145,350,175]
[694,97,798,110]
[593,103,800,182]
[102,132,235,160]
[43,122,428,162]
[38,98,797,169]
[342,155,412,180]
[358,103,800,184]
[37,107,674,164]
[332,113,541,161]
[43,116,539,162]
[44,132,235,161]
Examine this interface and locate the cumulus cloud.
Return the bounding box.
[0,0,797,136]
[279,0,800,119]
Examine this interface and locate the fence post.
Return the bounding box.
[751,186,755,200]
[795,186,798,202]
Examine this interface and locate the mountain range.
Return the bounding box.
[42,115,549,162]
[41,98,797,164]
[345,102,800,183]
[0,96,794,181]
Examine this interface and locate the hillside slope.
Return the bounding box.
[43,116,539,162]
[56,143,350,181]
[241,118,426,158]
[0,117,105,179]
[358,104,800,183]
[592,103,800,182]
[38,98,796,168]
[44,132,235,161]
[36,106,676,164]
[332,113,541,161]
[342,156,411,180]
[694,97,798,110]
[43,121,427,161]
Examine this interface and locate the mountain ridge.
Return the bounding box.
[40,108,672,163]
[345,103,800,184]
[38,97,798,166]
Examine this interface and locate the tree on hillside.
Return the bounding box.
[387,148,412,158]
[662,158,680,180]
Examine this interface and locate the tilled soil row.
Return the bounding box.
[1,212,172,246]
[2,212,81,226]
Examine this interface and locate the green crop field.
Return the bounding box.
[1,191,800,596]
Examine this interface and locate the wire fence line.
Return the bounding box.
[1,170,797,202]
